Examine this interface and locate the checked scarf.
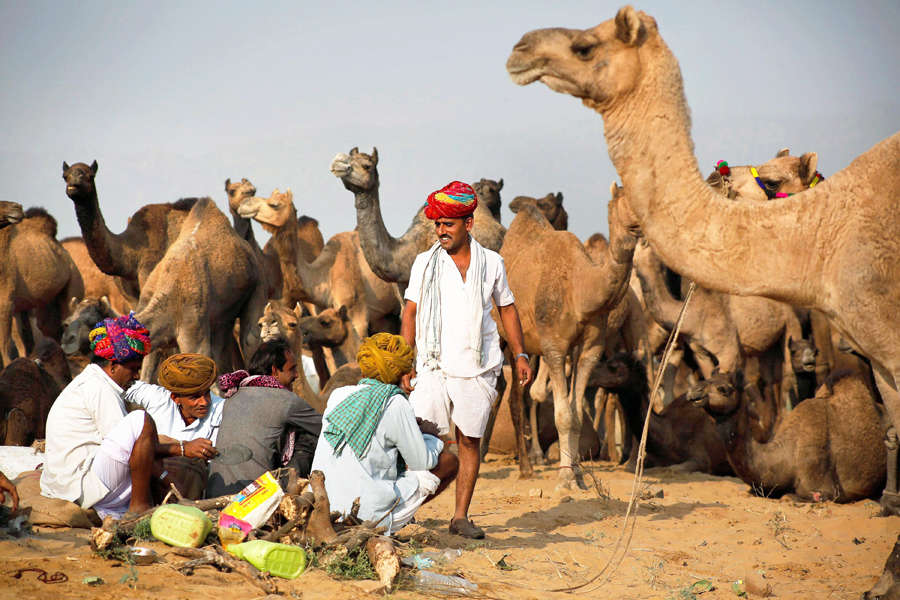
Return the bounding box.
[323,378,405,459]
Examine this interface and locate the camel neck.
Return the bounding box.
[352,184,413,283]
[269,215,332,309]
[599,44,823,307]
[71,188,138,280]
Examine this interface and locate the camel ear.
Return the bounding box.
[497,178,504,190]
[615,6,646,46]
[776,148,790,158]
[285,189,293,200]
[338,305,349,320]
[711,366,720,376]
[62,161,70,174]
[68,296,78,313]
[224,178,231,190]
[293,302,303,318]
[554,192,563,204]
[99,295,111,314]
[90,160,98,175]
[371,147,378,165]
[264,301,273,315]
[350,146,359,156]
[799,152,818,185]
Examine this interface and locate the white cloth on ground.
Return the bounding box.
[311,384,443,534]
[41,364,128,505]
[89,410,148,519]
[125,381,224,444]
[409,367,500,438]
[404,239,514,378]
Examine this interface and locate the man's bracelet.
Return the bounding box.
[515,353,529,361]
[159,470,169,481]
[179,441,185,457]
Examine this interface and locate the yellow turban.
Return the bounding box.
[158,353,217,395]
[357,333,414,385]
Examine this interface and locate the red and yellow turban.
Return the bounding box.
[424,181,478,220]
[89,312,151,362]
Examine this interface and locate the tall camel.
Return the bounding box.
[61,237,134,314]
[238,189,401,340]
[225,177,284,299]
[506,8,900,508]
[499,183,637,486]
[63,161,266,381]
[329,147,506,286]
[0,202,83,366]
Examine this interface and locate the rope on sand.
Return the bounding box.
[549,281,696,594]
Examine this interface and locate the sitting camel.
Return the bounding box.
[0,202,83,367]
[507,6,900,513]
[330,147,506,286]
[63,161,267,382]
[238,189,401,340]
[690,369,886,502]
[498,182,637,485]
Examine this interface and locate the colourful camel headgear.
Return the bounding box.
[424,181,478,220]
[89,312,151,362]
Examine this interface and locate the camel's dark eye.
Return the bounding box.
[717,386,731,395]
[763,180,779,191]
[288,321,297,328]
[572,44,594,59]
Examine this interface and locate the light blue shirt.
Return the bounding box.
[311,384,443,531]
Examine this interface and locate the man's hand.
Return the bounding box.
[0,472,19,511]
[400,370,417,394]
[182,438,219,461]
[516,356,534,387]
[416,418,440,437]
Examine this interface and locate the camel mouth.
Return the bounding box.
[507,64,543,86]
[801,362,816,372]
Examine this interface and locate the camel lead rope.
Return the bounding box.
[551,281,696,594]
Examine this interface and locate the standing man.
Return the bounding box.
[401,180,533,539]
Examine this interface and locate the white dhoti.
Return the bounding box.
[82,410,148,519]
[409,368,499,438]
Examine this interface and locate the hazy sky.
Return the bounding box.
[1,1,897,244]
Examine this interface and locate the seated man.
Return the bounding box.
[126,353,223,498]
[208,340,322,497]
[40,314,184,519]
[312,333,458,534]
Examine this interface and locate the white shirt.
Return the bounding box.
[41,364,127,503]
[311,384,443,531]
[125,381,224,444]
[405,242,515,378]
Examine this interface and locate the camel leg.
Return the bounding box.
[652,344,684,414]
[873,366,900,514]
[479,372,506,462]
[528,395,547,465]
[604,393,629,465]
[503,347,533,479]
[543,348,575,486]
[0,306,16,368]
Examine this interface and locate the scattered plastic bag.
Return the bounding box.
[218,471,284,546]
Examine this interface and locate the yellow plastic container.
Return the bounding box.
[227,540,308,579]
[149,504,212,548]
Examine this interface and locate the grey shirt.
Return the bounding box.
[207,386,322,497]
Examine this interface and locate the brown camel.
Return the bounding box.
[506,8,900,508]
[329,147,506,286]
[299,305,361,370]
[472,177,504,222]
[0,203,84,366]
[706,149,823,202]
[690,369,886,502]
[498,182,637,485]
[63,161,267,382]
[509,192,568,230]
[225,177,285,299]
[238,189,401,340]
[60,296,117,356]
[61,237,134,314]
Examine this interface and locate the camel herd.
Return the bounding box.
[0,5,897,568]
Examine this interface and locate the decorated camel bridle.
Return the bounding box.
[715,160,824,199]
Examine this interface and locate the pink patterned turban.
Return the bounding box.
[424,181,478,219]
[89,312,151,362]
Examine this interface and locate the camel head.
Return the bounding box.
[788,336,818,373]
[471,178,504,221]
[61,296,115,355]
[238,189,297,233]
[509,192,567,231]
[330,147,379,197]
[299,306,350,348]
[224,177,257,214]
[62,160,98,202]
[0,201,24,228]
[258,301,304,349]
[506,6,658,112]
[688,370,741,416]
[589,353,633,388]
[707,150,822,202]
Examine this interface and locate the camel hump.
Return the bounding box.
[171,197,201,212]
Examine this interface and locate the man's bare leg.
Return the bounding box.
[453,430,481,521]
[127,414,158,514]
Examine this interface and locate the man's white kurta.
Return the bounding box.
[125,382,224,444]
[404,243,515,378]
[41,364,127,505]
